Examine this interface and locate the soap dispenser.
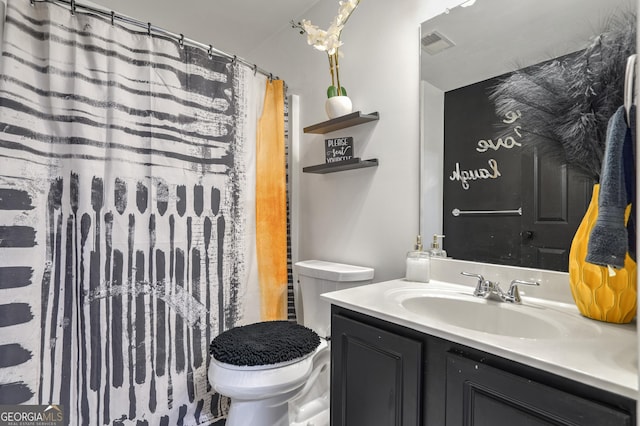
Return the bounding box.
[429,234,447,258]
[405,235,430,283]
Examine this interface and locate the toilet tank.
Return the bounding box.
[295,260,374,339]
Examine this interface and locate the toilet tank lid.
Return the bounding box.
[295,260,374,282]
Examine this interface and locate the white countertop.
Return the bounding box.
[322,278,638,399]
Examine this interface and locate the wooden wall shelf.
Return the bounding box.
[302,158,379,174]
[303,111,379,134]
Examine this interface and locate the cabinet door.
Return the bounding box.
[331,314,422,426]
[446,353,631,426]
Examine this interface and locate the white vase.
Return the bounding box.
[325,96,353,119]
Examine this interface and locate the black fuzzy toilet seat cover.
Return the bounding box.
[209,321,321,367]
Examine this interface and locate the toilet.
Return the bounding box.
[208,260,374,426]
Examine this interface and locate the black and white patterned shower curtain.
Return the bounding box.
[0,0,268,424]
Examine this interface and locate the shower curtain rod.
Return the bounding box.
[30,0,281,81]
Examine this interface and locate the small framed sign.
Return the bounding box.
[325,136,354,163]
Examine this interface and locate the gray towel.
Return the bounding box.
[586,106,630,269]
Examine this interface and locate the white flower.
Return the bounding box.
[297,0,361,50]
[301,18,348,55]
[325,38,343,55]
[292,0,361,97]
[325,23,344,54]
[337,0,358,24]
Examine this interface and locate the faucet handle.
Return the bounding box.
[461,271,484,281]
[506,279,540,303]
[460,272,488,297]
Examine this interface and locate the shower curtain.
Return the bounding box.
[0,0,288,424]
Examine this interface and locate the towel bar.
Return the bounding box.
[451,207,522,217]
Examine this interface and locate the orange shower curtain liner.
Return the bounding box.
[256,79,288,320]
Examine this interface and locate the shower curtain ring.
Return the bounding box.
[30,0,35,6]
[110,11,115,26]
[253,64,257,76]
[269,73,273,82]
[208,45,213,59]
[232,55,237,65]
[178,34,185,49]
[70,0,76,15]
[147,22,152,36]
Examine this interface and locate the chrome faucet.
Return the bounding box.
[461,272,500,300]
[460,272,540,304]
[503,279,541,303]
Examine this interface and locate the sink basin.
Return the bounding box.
[388,289,600,340]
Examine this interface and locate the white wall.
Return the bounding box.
[420,79,444,240]
[248,0,463,282]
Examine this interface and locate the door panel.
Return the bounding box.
[331,314,422,426]
[520,148,593,271]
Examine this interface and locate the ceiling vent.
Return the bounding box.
[421,31,455,55]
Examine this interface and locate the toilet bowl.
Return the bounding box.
[208,260,374,426]
[209,343,327,426]
[288,339,331,426]
[208,320,323,426]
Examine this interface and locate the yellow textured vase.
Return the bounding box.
[568,184,637,323]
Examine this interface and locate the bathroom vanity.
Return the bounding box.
[323,263,637,426]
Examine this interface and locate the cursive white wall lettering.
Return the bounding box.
[476,137,521,152]
[502,110,521,124]
[475,111,524,153]
[449,158,502,190]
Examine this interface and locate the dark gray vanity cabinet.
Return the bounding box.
[330,305,636,426]
[330,313,423,426]
[446,353,631,425]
